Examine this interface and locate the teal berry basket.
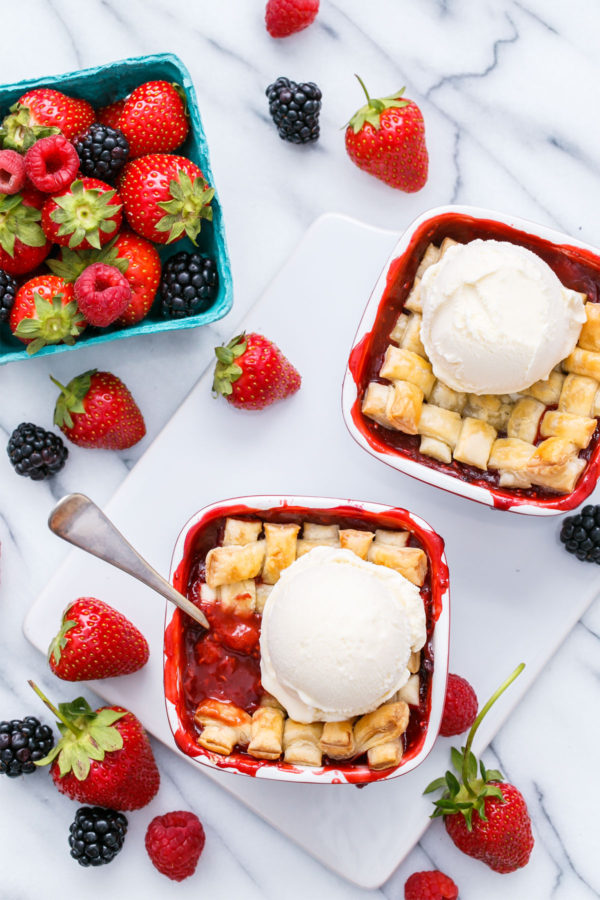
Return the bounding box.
[0,52,233,365]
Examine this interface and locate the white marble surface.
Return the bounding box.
[0,1,599,898]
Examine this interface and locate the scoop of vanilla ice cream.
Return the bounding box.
[259,546,426,724]
[419,239,586,395]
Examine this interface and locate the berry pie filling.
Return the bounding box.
[168,504,445,775]
[351,213,600,505]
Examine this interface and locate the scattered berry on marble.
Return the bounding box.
[440,673,478,737]
[426,663,534,873]
[74,123,130,182]
[30,681,160,810]
[52,368,146,450]
[118,81,189,158]
[266,77,321,144]
[24,134,79,193]
[0,87,95,152]
[0,715,54,777]
[159,250,218,319]
[560,505,600,563]
[0,149,26,194]
[7,422,68,480]
[345,76,428,192]
[0,187,51,276]
[74,262,132,327]
[0,269,17,322]
[97,99,126,131]
[48,596,149,681]
[265,0,319,37]
[404,870,458,900]
[118,153,214,245]
[41,176,123,250]
[68,806,128,867]
[10,274,85,355]
[213,331,301,410]
[145,811,206,881]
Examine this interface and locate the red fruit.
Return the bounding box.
[404,870,458,900]
[440,673,478,737]
[97,99,126,131]
[0,149,26,194]
[145,811,205,882]
[48,597,149,680]
[345,76,428,192]
[119,81,189,158]
[52,368,146,450]
[25,134,79,193]
[1,88,95,152]
[265,0,319,36]
[10,274,85,355]
[42,176,123,250]
[74,262,131,327]
[426,664,534,874]
[213,331,301,410]
[0,188,51,275]
[118,153,213,245]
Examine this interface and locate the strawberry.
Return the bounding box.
[118,153,214,245]
[52,368,146,449]
[0,187,51,275]
[48,597,149,681]
[425,664,534,874]
[213,332,301,410]
[31,683,159,811]
[42,176,123,250]
[118,81,189,158]
[345,76,428,192]
[440,673,478,737]
[10,274,85,355]
[0,88,95,152]
[265,0,319,37]
[47,231,161,325]
[97,99,126,131]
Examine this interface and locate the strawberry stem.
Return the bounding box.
[354,74,371,105]
[49,375,67,393]
[28,679,82,737]
[461,663,525,791]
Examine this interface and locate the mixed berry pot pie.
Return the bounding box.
[342,206,600,514]
[164,496,450,784]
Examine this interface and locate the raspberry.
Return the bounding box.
[440,673,478,737]
[145,811,205,882]
[404,870,459,900]
[74,263,132,327]
[265,0,319,37]
[0,150,26,194]
[25,134,79,193]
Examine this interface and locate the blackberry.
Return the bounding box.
[7,422,68,481]
[560,504,600,563]
[266,77,322,144]
[69,806,128,867]
[0,269,17,323]
[73,124,130,181]
[0,716,54,777]
[159,251,219,319]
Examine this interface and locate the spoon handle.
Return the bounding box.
[48,493,209,630]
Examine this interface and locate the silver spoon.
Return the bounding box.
[48,493,209,629]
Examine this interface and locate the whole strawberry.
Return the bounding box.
[345,76,428,192]
[265,0,319,37]
[1,88,95,152]
[118,81,189,158]
[145,811,206,881]
[10,274,85,355]
[0,187,51,276]
[404,870,458,900]
[52,369,146,450]
[42,177,123,250]
[213,332,301,410]
[48,597,149,681]
[426,664,534,874]
[31,683,159,811]
[118,153,214,245]
[97,99,126,131]
[440,673,478,737]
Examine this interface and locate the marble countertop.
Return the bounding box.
[1,1,599,898]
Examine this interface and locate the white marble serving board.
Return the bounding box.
[23,214,600,889]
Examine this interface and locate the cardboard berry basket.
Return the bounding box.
[0,52,233,365]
